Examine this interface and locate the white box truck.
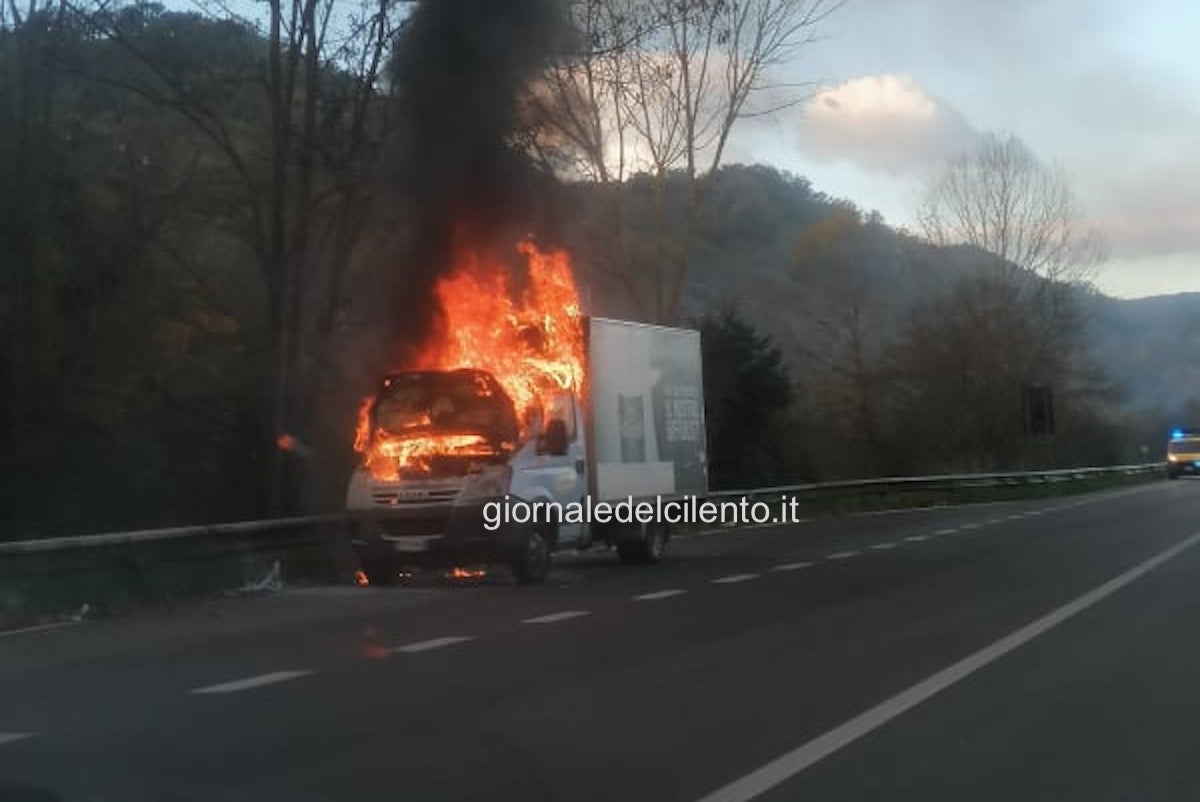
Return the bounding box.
[346,317,707,584]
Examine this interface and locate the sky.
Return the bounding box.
[722,0,1200,299]
[170,0,1197,299]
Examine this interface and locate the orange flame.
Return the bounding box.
[415,239,584,412]
[355,237,584,480]
[448,566,487,580]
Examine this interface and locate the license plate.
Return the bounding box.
[389,536,435,553]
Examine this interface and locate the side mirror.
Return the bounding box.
[539,418,569,457]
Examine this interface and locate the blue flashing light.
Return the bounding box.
[1172,428,1186,440]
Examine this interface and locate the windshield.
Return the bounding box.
[373,370,520,444]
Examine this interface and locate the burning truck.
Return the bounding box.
[346,239,708,584]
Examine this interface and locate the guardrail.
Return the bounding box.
[0,514,345,555]
[0,514,355,630]
[0,462,1165,629]
[708,462,1165,505]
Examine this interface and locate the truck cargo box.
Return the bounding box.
[586,318,707,501]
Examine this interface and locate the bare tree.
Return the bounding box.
[907,133,1109,469]
[917,132,1105,288]
[519,0,646,314]
[0,0,72,439]
[72,0,403,511]
[527,0,843,322]
[916,132,1107,385]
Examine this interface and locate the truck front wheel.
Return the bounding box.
[511,529,550,585]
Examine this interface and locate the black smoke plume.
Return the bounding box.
[379,0,568,365]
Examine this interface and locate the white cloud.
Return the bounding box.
[794,74,982,175]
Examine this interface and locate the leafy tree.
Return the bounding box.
[698,307,796,488]
[793,206,897,476]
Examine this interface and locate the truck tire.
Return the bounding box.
[617,522,668,565]
[511,529,550,585]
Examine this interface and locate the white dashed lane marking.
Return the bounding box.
[935,528,957,535]
[712,574,760,584]
[870,543,898,550]
[905,535,929,542]
[522,611,591,624]
[959,523,980,530]
[191,670,313,695]
[634,589,688,601]
[0,733,34,747]
[825,551,860,560]
[771,562,814,572]
[390,636,474,654]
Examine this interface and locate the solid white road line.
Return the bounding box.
[0,621,80,639]
[634,589,688,601]
[869,543,898,551]
[693,529,1200,802]
[390,636,473,654]
[825,551,859,560]
[190,670,313,695]
[522,611,590,624]
[713,574,760,584]
[0,733,34,746]
[771,562,814,572]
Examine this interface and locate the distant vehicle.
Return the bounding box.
[346,318,708,584]
[1166,428,1200,479]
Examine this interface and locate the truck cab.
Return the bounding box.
[348,369,528,579]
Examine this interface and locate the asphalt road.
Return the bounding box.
[2,480,1198,802]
